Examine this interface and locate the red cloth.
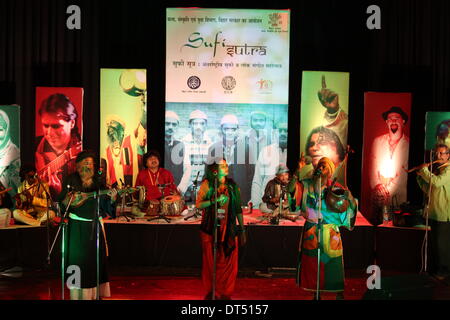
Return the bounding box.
[200,231,238,298]
[135,168,177,200]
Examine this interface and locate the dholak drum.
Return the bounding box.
[160,195,184,216]
[136,186,146,209]
[146,200,160,216]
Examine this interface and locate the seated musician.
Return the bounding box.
[259,163,297,223]
[0,184,13,227]
[12,164,55,226]
[134,150,178,215]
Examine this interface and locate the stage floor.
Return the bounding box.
[1,267,449,300]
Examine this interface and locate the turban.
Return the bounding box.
[317,157,335,177]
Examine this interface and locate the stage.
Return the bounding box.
[0,211,429,273]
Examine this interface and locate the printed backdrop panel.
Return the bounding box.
[361,92,412,225]
[35,87,84,199]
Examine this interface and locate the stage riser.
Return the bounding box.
[0,225,425,273]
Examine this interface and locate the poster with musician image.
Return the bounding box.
[425,112,450,161]
[0,105,21,197]
[35,87,84,200]
[299,71,350,183]
[165,102,288,207]
[166,8,290,212]
[360,92,412,225]
[100,68,147,189]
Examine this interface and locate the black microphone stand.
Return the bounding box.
[35,175,53,267]
[314,173,323,300]
[116,179,134,222]
[421,148,434,274]
[92,184,101,300]
[47,186,75,300]
[185,171,201,221]
[212,172,219,300]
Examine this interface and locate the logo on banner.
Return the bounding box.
[221,76,236,91]
[257,79,273,94]
[187,76,201,89]
[268,13,282,27]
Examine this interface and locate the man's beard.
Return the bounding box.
[390,125,399,134]
[79,167,94,179]
[107,128,124,145]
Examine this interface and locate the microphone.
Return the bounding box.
[212,170,218,176]
[193,171,200,185]
[304,156,312,165]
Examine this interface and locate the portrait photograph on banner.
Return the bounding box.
[299,71,350,183]
[0,105,21,197]
[35,87,83,199]
[424,112,450,161]
[100,68,147,189]
[165,102,288,208]
[164,8,291,224]
[360,92,412,225]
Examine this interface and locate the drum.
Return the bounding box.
[160,195,185,216]
[136,186,147,209]
[146,200,160,216]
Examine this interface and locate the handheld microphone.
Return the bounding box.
[313,168,322,177]
[304,156,312,165]
[193,171,200,185]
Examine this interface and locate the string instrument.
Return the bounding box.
[37,142,82,180]
[0,187,12,207]
[68,187,138,208]
[14,189,33,210]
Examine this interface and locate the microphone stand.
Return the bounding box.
[35,176,53,267]
[315,174,323,300]
[185,172,201,221]
[212,173,219,300]
[47,188,75,300]
[421,149,434,274]
[93,185,101,300]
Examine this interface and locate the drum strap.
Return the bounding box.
[148,170,160,187]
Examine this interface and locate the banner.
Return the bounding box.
[100,69,147,188]
[299,71,350,182]
[35,87,83,199]
[0,105,20,197]
[425,112,450,161]
[166,8,290,208]
[360,92,412,225]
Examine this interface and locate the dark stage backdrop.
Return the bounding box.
[0,0,450,225]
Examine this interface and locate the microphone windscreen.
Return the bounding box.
[304,156,312,165]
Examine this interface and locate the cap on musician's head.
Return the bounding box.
[276,163,289,175]
[382,106,408,123]
[317,157,335,176]
[220,114,239,126]
[166,110,180,122]
[76,150,97,163]
[189,109,208,121]
[106,114,126,129]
